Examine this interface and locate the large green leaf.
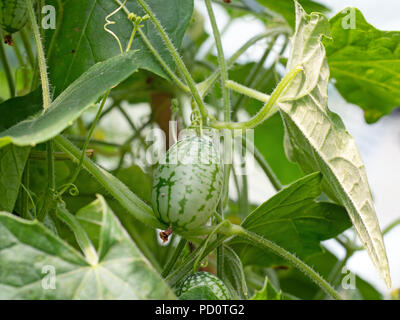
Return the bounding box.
[0,196,175,299]
[325,8,400,123]
[230,172,351,266]
[0,51,139,148]
[277,2,390,286]
[46,0,193,97]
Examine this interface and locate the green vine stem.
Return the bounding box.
[197,26,289,98]
[162,237,188,278]
[205,0,231,122]
[25,0,51,109]
[0,33,16,97]
[232,36,278,114]
[134,0,209,118]
[210,66,303,129]
[54,135,164,229]
[226,224,342,300]
[112,0,190,93]
[204,0,232,279]
[226,80,270,103]
[59,90,110,196]
[56,205,98,265]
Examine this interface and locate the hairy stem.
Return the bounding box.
[54,135,164,229]
[205,0,231,121]
[125,0,208,117]
[210,66,303,129]
[226,80,270,103]
[25,0,51,109]
[228,224,342,300]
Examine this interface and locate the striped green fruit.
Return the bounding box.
[179,272,231,300]
[0,0,28,34]
[152,135,223,232]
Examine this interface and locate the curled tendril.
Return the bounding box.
[57,183,80,197]
[104,0,127,54]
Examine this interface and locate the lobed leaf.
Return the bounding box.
[0,195,175,299]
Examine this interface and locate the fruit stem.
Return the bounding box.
[225,224,343,300]
[210,65,303,129]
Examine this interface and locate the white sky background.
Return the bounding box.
[194,0,400,296]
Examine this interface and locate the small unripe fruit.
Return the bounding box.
[152,135,223,233]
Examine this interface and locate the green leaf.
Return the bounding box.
[0,51,139,148]
[231,172,351,266]
[277,2,391,287]
[46,0,194,97]
[257,0,328,29]
[0,145,30,212]
[325,8,400,123]
[222,245,248,300]
[251,277,282,300]
[0,89,42,132]
[0,196,176,299]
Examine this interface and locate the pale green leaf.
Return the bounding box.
[0,195,175,299]
[277,2,390,286]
